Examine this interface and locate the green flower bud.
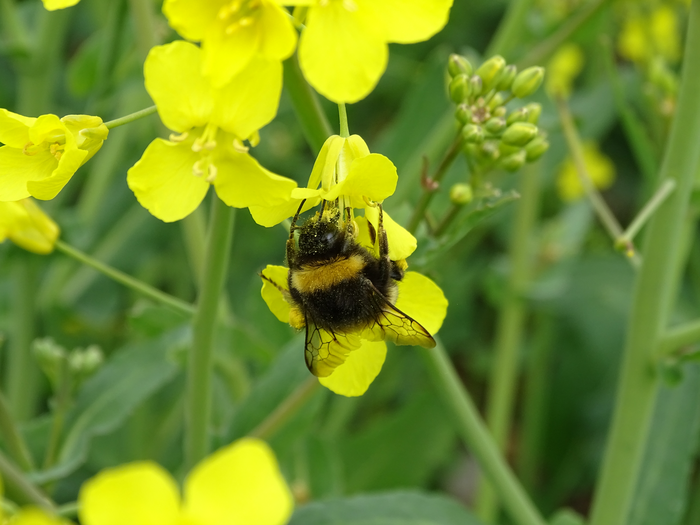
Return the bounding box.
[525,136,549,161]
[469,75,483,97]
[512,66,545,98]
[493,106,507,117]
[450,183,474,205]
[462,124,484,144]
[476,55,506,92]
[449,74,471,104]
[500,149,527,171]
[448,54,473,78]
[484,116,506,134]
[495,64,518,91]
[502,122,538,146]
[498,142,522,156]
[525,102,542,124]
[480,141,500,160]
[506,107,530,125]
[455,104,472,124]
[33,338,67,390]
[488,93,505,111]
[69,345,104,377]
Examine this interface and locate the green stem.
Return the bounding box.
[421,341,545,525]
[338,103,349,138]
[516,0,610,69]
[658,319,700,357]
[556,97,642,267]
[57,501,79,518]
[55,240,194,316]
[185,196,235,470]
[407,132,464,234]
[617,179,676,246]
[589,3,700,524]
[103,105,158,130]
[486,0,536,58]
[0,451,55,512]
[0,392,35,471]
[433,203,462,237]
[283,54,333,153]
[476,162,543,521]
[0,0,29,55]
[42,361,72,470]
[128,0,158,59]
[250,377,320,440]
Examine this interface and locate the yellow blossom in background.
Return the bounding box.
[163,0,298,88]
[557,142,615,202]
[79,438,293,525]
[42,0,80,10]
[0,199,59,254]
[618,4,682,65]
[127,40,296,223]
[293,0,454,103]
[0,111,108,202]
[9,508,72,525]
[546,43,584,98]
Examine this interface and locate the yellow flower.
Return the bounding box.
[8,508,72,525]
[618,5,681,65]
[0,199,60,254]
[293,0,454,103]
[257,134,448,396]
[42,0,80,10]
[162,0,298,88]
[0,111,108,202]
[557,142,615,202]
[126,40,296,223]
[546,43,584,98]
[78,438,293,525]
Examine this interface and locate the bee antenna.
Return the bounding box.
[289,199,307,239]
[319,198,327,217]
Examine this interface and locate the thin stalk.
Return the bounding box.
[250,377,320,440]
[589,3,700,524]
[476,162,543,520]
[516,0,610,69]
[57,501,79,518]
[180,208,208,287]
[406,132,464,234]
[128,0,158,59]
[0,451,55,512]
[0,0,29,55]
[283,54,333,153]
[185,197,235,470]
[42,361,72,469]
[658,319,700,357]
[0,392,35,471]
[55,240,195,316]
[556,97,641,267]
[421,341,545,525]
[486,0,536,58]
[434,203,462,237]
[103,105,158,130]
[617,179,676,247]
[338,103,349,138]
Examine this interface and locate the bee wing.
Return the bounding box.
[364,282,436,349]
[305,319,362,377]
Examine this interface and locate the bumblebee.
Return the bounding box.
[266,200,435,377]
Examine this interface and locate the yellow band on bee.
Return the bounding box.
[292,254,365,293]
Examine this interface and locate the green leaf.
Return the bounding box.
[629,363,700,525]
[549,508,586,525]
[27,331,184,484]
[288,491,484,525]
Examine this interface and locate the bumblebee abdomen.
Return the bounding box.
[297,278,381,331]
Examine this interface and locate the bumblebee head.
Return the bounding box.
[297,213,347,258]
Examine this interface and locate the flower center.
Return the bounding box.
[218,0,262,34]
[23,133,66,160]
[190,124,220,183]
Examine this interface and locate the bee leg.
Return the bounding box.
[287,199,306,266]
[376,203,393,284]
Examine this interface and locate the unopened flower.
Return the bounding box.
[0,199,59,254]
[127,40,296,222]
[0,111,107,202]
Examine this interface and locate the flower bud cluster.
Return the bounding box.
[33,338,104,395]
[447,54,549,173]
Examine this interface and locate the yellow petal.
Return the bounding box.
[0,108,34,147]
[183,438,293,525]
[27,147,88,200]
[319,339,387,396]
[78,461,181,525]
[11,507,70,525]
[249,196,320,227]
[309,135,344,191]
[27,114,65,145]
[364,206,417,260]
[201,18,260,89]
[345,134,370,158]
[0,146,56,201]
[145,41,214,133]
[258,2,298,61]
[127,138,209,222]
[61,115,109,161]
[213,151,296,208]
[299,3,388,103]
[325,153,397,202]
[394,271,448,335]
[162,0,221,42]
[357,0,452,43]
[1,199,60,254]
[211,57,283,139]
[260,265,291,323]
[41,0,80,10]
